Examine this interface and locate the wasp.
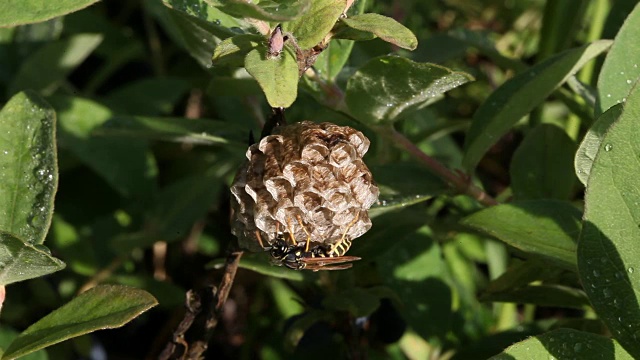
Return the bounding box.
[255,214,361,271]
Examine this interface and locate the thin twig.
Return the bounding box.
[185,249,243,360]
[304,75,499,207]
[157,248,243,360]
[158,290,203,360]
[381,126,499,207]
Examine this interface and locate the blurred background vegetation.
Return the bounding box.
[1,0,635,359]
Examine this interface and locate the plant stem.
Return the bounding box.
[307,71,499,207]
[380,126,499,207]
[158,248,243,359]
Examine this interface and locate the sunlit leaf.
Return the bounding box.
[462,200,581,271]
[212,34,262,66]
[0,0,99,27]
[282,0,345,49]
[0,91,57,244]
[339,13,417,50]
[2,285,157,360]
[346,56,473,125]
[575,104,622,185]
[490,329,633,360]
[462,40,612,171]
[245,46,298,108]
[208,0,310,21]
[50,96,157,199]
[96,115,246,147]
[578,83,640,357]
[0,231,65,286]
[597,3,640,115]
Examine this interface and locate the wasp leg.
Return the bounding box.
[296,214,312,252]
[255,230,266,249]
[329,212,360,256]
[285,216,297,246]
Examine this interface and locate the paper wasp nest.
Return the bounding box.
[230,121,379,253]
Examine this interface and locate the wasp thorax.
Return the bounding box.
[230,121,379,265]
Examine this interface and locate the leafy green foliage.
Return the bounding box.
[462,40,612,171]
[489,328,633,360]
[462,200,581,271]
[0,91,57,244]
[9,34,102,96]
[208,0,310,21]
[2,285,157,360]
[0,0,99,27]
[0,231,65,286]
[596,3,640,115]
[346,56,473,125]
[0,1,639,359]
[510,124,577,200]
[282,0,345,49]
[339,13,418,50]
[245,46,298,108]
[575,104,623,185]
[579,82,640,357]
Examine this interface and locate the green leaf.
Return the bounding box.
[462,40,612,172]
[597,3,640,115]
[0,231,65,286]
[0,0,99,27]
[96,115,246,147]
[112,174,223,252]
[161,0,246,29]
[339,13,418,50]
[461,200,581,271]
[379,227,452,341]
[50,96,157,199]
[151,4,234,68]
[482,284,589,309]
[0,91,57,244]
[485,260,556,293]
[313,39,354,81]
[578,83,640,357]
[537,1,588,61]
[345,56,473,125]
[489,329,633,360]
[0,328,47,360]
[245,46,298,108]
[9,34,102,96]
[575,104,623,186]
[268,278,304,318]
[212,34,262,66]
[104,78,190,116]
[282,0,345,49]
[1,285,157,360]
[510,124,577,200]
[209,0,310,21]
